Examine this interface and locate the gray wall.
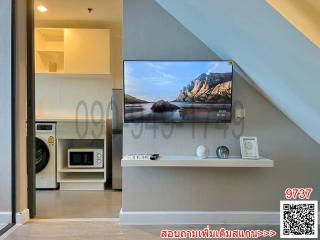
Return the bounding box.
[0,0,12,215]
[122,0,320,212]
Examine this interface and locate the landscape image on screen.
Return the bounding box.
[124,61,233,122]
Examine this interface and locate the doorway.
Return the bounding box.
[28,0,123,219]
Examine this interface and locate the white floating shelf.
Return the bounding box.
[37,49,64,53]
[122,155,274,168]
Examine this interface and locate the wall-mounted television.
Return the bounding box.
[123,60,233,123]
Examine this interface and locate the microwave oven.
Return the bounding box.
[68,148,103,168]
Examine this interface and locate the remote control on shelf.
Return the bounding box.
[126,154,159,160]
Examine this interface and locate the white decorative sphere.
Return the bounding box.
[196,145,209,159]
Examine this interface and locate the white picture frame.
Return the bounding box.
[240,136,259,159]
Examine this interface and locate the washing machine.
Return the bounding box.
[36,122,57,189]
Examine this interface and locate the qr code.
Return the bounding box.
[280,201,318,238]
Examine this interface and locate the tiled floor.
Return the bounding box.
[4,221,280,240]
[36,190,122,218]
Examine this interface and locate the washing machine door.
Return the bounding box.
[35,137,50,173]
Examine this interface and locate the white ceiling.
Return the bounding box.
[34,0,122,24]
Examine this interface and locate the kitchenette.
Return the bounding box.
[33,0,123,218]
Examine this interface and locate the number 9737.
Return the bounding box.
[285,187,313,200]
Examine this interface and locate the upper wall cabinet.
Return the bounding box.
[64,29,110,74]
[35,28,65,73]
[35,28,110,75]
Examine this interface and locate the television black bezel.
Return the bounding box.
[123,60,234,123]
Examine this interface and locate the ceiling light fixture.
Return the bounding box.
[37,5,48,12]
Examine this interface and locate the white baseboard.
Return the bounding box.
[30,218,119,223]
[0,209,29,225]
[0,212,11,224]
[119,209,280,225]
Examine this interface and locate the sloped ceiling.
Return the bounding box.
[156,0,320,144]
[267,0,320,48]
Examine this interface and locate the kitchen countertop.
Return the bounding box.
[36,115,111,122]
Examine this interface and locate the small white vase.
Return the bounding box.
[196,145,209,159]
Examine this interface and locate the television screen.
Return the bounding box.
[124,60,233,123]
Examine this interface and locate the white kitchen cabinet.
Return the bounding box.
[35,28,65,73]
[35,28,110,75]
[64,28,110,74]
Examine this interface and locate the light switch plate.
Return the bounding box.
[235,108,246,119]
